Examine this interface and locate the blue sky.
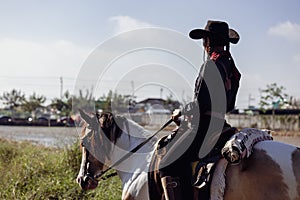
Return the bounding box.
[0,0,300,109]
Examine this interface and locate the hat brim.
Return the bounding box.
[189,28,240,44]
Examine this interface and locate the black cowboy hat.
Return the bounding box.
[189,20,240,44]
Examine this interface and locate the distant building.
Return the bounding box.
[138,98,167,105]
[136,98,180,113]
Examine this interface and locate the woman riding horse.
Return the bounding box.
[156,20,241,200]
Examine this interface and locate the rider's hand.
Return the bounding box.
[172,109,181,126]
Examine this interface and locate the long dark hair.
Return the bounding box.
[203,37,230,55]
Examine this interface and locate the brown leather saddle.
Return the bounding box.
[148,127,236,200]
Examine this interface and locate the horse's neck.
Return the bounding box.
[111,120,156,184]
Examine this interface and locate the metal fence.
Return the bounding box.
[129,113,300,131]
[226,114,300,131]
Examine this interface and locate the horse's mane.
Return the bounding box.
[81,111,152,148]
[97,112,154,142]
[97,112,126,144]
[80,112,124,143]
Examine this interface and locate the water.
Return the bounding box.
[0,126,80,148]
[1,126,299,148]
[0,124,171,148]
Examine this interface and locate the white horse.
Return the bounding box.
[76,111,300,200]
[77,112,157,199]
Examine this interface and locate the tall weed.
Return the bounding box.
[0,138,122,199]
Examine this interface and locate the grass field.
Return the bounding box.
[0,128,299,200]
[0,138,122,200]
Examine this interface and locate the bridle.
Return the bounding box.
[81,114,173,181]
[95,118,172,180]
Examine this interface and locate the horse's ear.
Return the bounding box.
[79,109,92,124]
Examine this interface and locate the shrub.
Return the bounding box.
[0,138,122,199]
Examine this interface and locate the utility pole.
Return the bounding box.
[248,94,255,108]
[60,77,63,99]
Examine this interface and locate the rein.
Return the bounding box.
[93,118,173,181]
[99,171,118,180]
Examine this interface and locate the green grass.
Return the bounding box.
[0,138,122,199]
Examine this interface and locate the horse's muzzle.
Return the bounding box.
[77,174,98,190]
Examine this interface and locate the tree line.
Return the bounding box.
[0,83,299,119]
[0,89,133,119]
[259,83,299,111]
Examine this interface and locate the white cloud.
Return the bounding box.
[109,15,154,34]
[268,21,300,42]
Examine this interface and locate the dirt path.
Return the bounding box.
[273,135,300,146]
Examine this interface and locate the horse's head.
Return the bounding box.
[76,110,123,190]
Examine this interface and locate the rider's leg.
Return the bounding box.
[159,156,193,200]
[161,176,181,200]
[158,115,212,200]
[158,127,197,200]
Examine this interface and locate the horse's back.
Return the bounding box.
[223,141,300,200]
